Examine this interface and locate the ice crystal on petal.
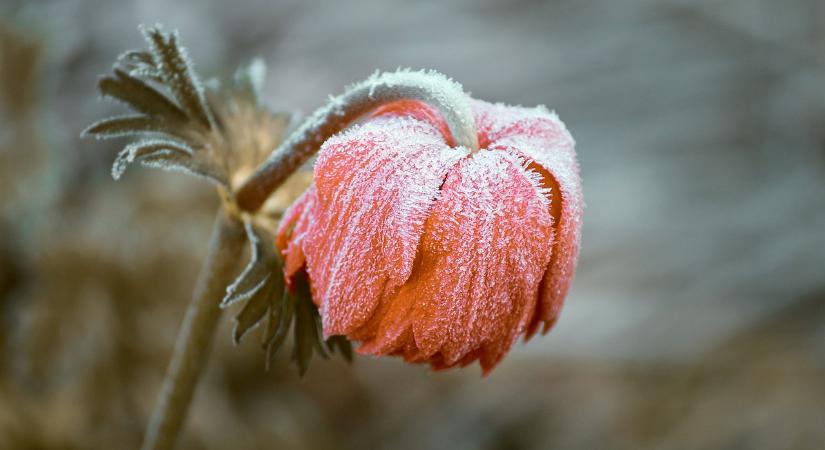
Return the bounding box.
[471,100,583,335]
[276,185,318,284]
[304,115,468,336]
[359,150,554,373]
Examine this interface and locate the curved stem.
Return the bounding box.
[235,69,478,212]
[141,210,246,450]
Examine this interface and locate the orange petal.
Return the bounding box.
[275,185,318,289]
[472,100,583,337]
[361,150,554,373]
[304,115,468,336]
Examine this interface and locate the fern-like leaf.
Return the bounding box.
[84,23,292,191]
[224,220,352,374]
[140,25,214,129]
[112,139,193,180]
[82,114,184,139]
[98,69,186,121]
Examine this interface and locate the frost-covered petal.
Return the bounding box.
[359,150,554,373]
[304,115,468,336]
[472,100,583,336]
[276,185,318,285]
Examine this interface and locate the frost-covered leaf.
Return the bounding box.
[232,279,274,344]
[118,49,154,67]
[111,139,193,180]
[223,221,281,307]
[84,24,293,191]
[140,24,213,129]
[98,69,186,121]
[116,50,163,82]
[224,220,352,374]
[226,221,285,343]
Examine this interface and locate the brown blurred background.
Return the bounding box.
[2,0,825,449]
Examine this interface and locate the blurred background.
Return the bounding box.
[2,0,825,449]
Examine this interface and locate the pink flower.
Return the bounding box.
[277,99,582,374]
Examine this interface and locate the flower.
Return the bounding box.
[276,98,582,374]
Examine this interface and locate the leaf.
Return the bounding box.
[84,24,296,190]
[291,288,315,376]
[141,25,213,129]
[261,293,285,347]
[117,49,154,67]
[98,69,186,121]
[310,301,328,358]
[82,114,184,139]
[264,289,294,370]
[222,221,281,307]
[326,335,353,363]
[111,139,193,179]
[226,221,286,344]
[221,222,354,374]
[291,272,328,376]
[232,276,274,345]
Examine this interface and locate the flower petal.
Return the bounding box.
[360,150,554,373]
[305,115,468,336]
[473,100,583,337]
[275,185,318,287]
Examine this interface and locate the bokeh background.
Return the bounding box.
[2,0,825,449]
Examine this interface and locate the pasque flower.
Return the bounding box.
[277,98,582,374]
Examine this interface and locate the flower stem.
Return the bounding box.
[234,69,478,212]
[141,210,246,450]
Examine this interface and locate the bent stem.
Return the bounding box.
[235,69,479,212]
[142,210,246,450]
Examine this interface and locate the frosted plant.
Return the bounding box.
[83,23,582,450]
[84,22,350,372]
[82,24,346,450]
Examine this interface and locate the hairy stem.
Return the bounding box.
[142,210,246,450]
[235,70,478,212]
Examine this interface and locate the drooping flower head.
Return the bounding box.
[277,98,582,374]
